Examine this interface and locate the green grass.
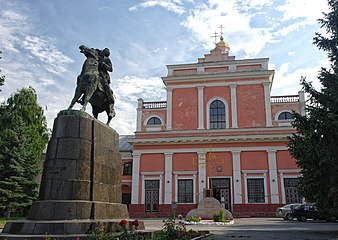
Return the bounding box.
[0,217,26,228]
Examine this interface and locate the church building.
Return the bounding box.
[121,37,304,218]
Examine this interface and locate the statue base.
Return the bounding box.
[1,110,133,238]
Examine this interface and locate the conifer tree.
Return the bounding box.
[0,87,48,217]
[288,0,338,219]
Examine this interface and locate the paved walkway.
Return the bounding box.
[141,217,338,240]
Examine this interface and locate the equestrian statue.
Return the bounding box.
[68,45,116,125]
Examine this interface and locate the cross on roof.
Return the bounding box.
[210,31,219,44]
[219,25,224,40]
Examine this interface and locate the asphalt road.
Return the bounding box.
[143,217,338,240]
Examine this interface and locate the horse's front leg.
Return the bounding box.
[81,82,97,111]
[68,86,82,110]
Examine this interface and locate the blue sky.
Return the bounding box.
[0,0,330,134]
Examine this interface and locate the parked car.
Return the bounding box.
[276,203,301,220]
[292,204,321,222]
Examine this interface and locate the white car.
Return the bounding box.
[276,203,301,220]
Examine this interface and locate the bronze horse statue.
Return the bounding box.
[68,45,115,125]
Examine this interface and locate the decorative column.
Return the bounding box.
[197,152,206,202]
[164,153,173,204]
[197,86,205,130]
[298,90,306,116]
[267,150,279,204]
[232,151,242,204]
[136,98,143,132]
[263,82,272,127]
[131,153,141,204]
[166,87,173,130]
[229,84,238,128]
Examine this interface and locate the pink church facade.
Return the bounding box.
[123,40,304,218]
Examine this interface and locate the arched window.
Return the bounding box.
[147,117,161,125]
[209,100,226,129]
[278,111,293,120]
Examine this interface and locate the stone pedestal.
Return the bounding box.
[1,110,135,238]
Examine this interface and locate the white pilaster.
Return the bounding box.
[267,150,279,203]
[131,153,141,204]
[197,152,206,202]
[136,98,143,132]
[263,82,273,127]
[229,84,238,128]
[164,153,173,204]
[197,86,205,130]
[232,151,242,204]
[298,90,306,116]
[166,87,173,130]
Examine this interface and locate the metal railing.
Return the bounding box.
[271,95,299,103]
[143,101,167,109]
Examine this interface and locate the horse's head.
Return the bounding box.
[79,45,99,59]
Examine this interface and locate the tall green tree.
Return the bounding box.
[0,87,49,217]
[288,0,338,219]
[0,51,5,91]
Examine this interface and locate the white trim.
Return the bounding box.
[121,180,132,183]
[134,146,288,155]
[197,86,205,130]
[278,169,301,174]
[131,154,141,204]
[229,84,238,128]
[141,171,164,176]
[279,174,301,204]
[164,153,173,204]
[175,175,196,204]
[267,150,279,203]
[135,125,294,135]
[136,99,143,132]
[298,91,306,116]
[162,71,274,85]
[130,132,293,144]
[263,82,273,127]
[141,175,163,204]
[173,171,197,175]
[162,79,272,89]
[165,57,270,70]
[242,170,268,174]
[166,87,173,130]
[232,151,242,204]
[206,97,229,129]
[244,174,268,204]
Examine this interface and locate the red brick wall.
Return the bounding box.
[129,204,197,218]
[233,204,283,217]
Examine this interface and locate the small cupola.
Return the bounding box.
[215,36,230,53]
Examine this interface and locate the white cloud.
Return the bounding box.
[271,59,329,96]
[129,0,187,14]
[276,0,329,22]
[21,35,74,75]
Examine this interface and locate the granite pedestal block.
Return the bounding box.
[1,110,134,238]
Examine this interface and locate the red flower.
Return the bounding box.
[137,231,143,235]
[119,219,128,226]
[132,220,140,227]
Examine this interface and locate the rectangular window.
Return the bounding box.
[284,178,302,204]
[178,179,193,203]
[123,162,132,175]
[247,178,265,203]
